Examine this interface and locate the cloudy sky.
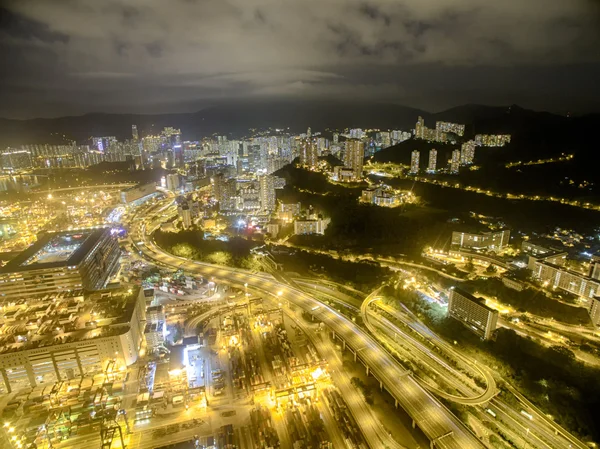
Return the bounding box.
[1,0,599,118]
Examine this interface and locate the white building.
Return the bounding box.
[448,288,498,340]
[427,149,437,173]
[294,218,330,235]
[410,150,420,174]
[450,149,460,173]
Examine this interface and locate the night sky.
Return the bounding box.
[1,0,599,118]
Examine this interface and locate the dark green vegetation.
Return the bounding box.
[153,229,260,269]
[376,175,600,234]
[383,286,600,441]
[463,278,591,325]
[350,377,374,405]
[271,248,391,291]
[275,165,457,257]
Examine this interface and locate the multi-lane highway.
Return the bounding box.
[292,276,590,449]
[129,198,486,449]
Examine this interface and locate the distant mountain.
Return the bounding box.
[0,100,430,146]
[1,101,598,183]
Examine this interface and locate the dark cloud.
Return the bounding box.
[0,0,599,118]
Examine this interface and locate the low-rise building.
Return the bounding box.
[451,229,510,251]
[120,182,155,204]
[278,202,301,223]
[528,252,600,300]
[448,288,498,340]
[294,218,330,235]
[502,276,524,291]
[0,228,120,302]
[589,297,600,326]
[521,239,561,256]
[0,287,146,392]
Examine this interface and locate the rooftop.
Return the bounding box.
[0,228,108,274]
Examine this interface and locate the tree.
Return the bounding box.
[465,258,475,272]
[485,264,498,274]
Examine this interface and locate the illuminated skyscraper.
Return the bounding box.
[132,125,139,141]
[343,139,364,180]
[460,140,476,165]
[427,149,437,173]
[299,140,319,169]
[415,117,425,139]
[259,175,276,212]
[410,150,420,174]
[450,149,460,173]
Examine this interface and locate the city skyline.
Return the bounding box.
[1,1,599,118]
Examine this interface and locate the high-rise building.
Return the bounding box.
[450,149,460,173]
[259,175,276,213]
[448,288,498,340]
[474,134,511,147]
[460,140,476,165]
[410,150,420,174]
[299,140,319,169]
[179,204,192,229]
[92,136,117,153]
[436,121,465,136]
[415,117,425,140]
[212,173,237,211]
[165,173,180,191]
[343,139,364,180]
[132,124,139,141]
[427,149,437,173]
[333,133,339,144]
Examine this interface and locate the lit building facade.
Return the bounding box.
[427,149,437,173]
[299,140,319,169]
[0,228,120,302]
[460,140,476,165]
[0,287,146,392]
[451,229,510,251]
[528,252,600,300]
[448,288,498,340]
[410,150,420,174]
[450,149,460,173]
[343,139,365,180]
[294,218,330,235]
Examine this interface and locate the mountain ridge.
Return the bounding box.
[0,100,594,148]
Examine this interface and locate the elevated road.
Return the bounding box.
[361,290,497,406]
[130,209,485,449]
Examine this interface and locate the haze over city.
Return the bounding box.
[1,2,600,449]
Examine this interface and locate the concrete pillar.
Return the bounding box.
[25,363,37,388]
[430,441,434,449]
[331,331,336,340]
[366,366,370,376]
[394,399,398,408]
[354,351,357,362]
[50,353,61,381]
[74,350,84,377]
[0,369,11,394]
[380,381,383,391]
[412,419,416,429]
